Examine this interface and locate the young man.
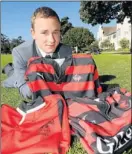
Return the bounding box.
[2,7,72,99]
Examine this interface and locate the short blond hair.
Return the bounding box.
[31,6,60,29]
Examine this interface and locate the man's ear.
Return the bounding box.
[31,28,35,39]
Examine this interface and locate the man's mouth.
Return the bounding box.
[47,45,55,49]
[47,45,55,47]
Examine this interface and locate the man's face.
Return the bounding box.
[31,17,61,53]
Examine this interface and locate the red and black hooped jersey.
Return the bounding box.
[25,54,102,100]
[67,87,132,154]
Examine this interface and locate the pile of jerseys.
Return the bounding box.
[1,54,132,154]
[68,87,132,154]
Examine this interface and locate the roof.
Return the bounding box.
[102,26,117,36]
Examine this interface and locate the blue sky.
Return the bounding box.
[1,1,117,41]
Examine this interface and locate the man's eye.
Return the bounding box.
[41,31,48,35]
[53,31,60,35]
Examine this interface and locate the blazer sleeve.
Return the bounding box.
[12,48,32,99]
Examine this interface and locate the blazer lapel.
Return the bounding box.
[32,40,42,57]
[52,43,61,59]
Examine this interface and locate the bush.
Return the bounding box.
[62,27,95,51]
[120,38,130,49]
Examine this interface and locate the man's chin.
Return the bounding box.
[45,50,55,54]
[44,48,56,53]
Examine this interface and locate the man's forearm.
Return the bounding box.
[19,83,32,99]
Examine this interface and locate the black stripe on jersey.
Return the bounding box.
[27,72,95,83]
[33,89,96,99]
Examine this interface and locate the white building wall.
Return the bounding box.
[116,18,131,49]
[98,18,131,50]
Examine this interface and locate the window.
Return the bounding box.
[124,31,128,37]
[108,36,111,40]
[113,34,116,38]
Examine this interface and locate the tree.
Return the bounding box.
[1,34,25,54]
[1,33,11,54]
[62,27,95,51]
[100,39,115,51]
[109,43,115,50]
[79,1,132,53]
[10,36,25,50]
[90,40,99,49]
[60,17,73,37]
[120,38,129,49]
[100,39,112,50]
[81,40,99,53]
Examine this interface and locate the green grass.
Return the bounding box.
[1,54,23,106]
[94,53,131,91]
[1,54,13,66]
[1,53,131,154]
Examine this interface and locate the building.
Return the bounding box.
[97,18,131,50]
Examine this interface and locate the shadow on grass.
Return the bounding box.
[99,75,116,83]
[70,135,78,147]
[99,75,120,91]
[112,52,131,55]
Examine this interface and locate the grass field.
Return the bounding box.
[1,53,132,154]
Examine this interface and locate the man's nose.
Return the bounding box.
[48,34,55,43]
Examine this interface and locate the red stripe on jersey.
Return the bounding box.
[65,65,95,75]
[97,86,102,94]
[73,54,92,59]
[27,63,55,75]
[28,80,95,92]
[68,102,99,117]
